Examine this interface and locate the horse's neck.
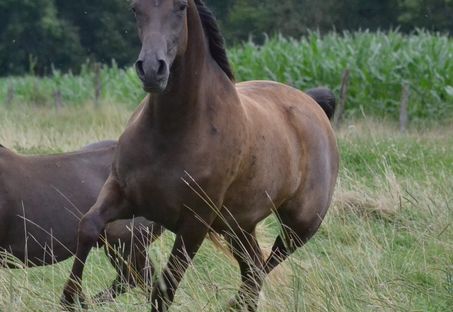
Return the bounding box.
[144,3,235,135]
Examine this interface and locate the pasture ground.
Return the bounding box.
[0,104,451,311]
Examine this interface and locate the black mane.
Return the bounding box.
[194,0,235,81]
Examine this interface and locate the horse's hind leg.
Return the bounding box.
[226,229,265,312]
[95,219,164,302]
[264,196,329,274]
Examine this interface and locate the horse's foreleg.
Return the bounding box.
[61,179,131,310]
[150,216,211,312]
[226,230,265,312]
[96,220,165,302]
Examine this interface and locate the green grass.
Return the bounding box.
[1,31,452,120]
[0,104,451,311]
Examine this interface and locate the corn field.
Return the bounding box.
[1,31,452,120]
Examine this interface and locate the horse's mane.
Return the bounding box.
[194,0,234,81]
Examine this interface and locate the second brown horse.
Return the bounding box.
[0,141,163,301]
[62,1,339,311]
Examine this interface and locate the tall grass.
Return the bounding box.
[0,31,452,120]
[0,105,452,311]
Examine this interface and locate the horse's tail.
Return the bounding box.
[305,87,336,120]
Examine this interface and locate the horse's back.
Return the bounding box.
[237,81,331,125]
[82,140,117,151]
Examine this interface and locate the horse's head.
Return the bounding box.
[132,0,189,93]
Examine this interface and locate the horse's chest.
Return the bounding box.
[118,155,211,228]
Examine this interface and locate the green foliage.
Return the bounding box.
[1,32,451,120]
[0,0,137,76]
[0,61,145,109]
[1,0,452,75]
[54,0,139,67]
[398,0,453,32]
[210,0,452,43]
[0,0,84,75]
[229,31,453,120]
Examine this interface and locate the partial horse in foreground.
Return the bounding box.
[62,1,339,311]
[0,141,163,301]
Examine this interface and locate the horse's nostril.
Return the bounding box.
[157,60,167,77]
[135,60,145,79]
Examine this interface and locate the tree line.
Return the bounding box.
[0,0,451,76]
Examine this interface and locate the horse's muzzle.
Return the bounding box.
[135,58,169,93]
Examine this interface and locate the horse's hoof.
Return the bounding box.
[227,294,259,312]
[226,297,243,311]
[92,290,115,305]
[60,292,88,311]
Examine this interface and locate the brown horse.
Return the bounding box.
[0,141,163,300]
[62,1,339,311]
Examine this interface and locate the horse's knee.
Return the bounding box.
[78,214,103,246]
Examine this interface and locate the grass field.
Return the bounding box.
[0,103,451,311]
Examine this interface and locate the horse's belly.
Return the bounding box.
[3,221,77,266]
[211,179,288,233]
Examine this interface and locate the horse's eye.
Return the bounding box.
[131,7,136,15]
[176,2,187,12]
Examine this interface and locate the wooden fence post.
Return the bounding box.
[6,84,15,108]
[94,63,102,107]
[54,89,63,112]
[400,83,410,133]
[333,69,350,129]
